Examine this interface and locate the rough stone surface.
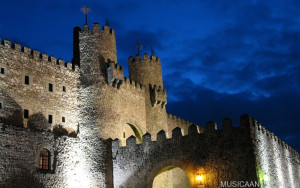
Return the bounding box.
[0,22,299,188]
[0,123,111,188]
[245,115,300,188]
[0,42,79,133]
[112,116,260,188]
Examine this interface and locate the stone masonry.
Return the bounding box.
[0,22,299,188]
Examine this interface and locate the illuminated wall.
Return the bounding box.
[246,116,300,188]
[152,167,190,188]
[112,118,258,188]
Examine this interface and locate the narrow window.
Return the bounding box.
[0,67,4,74]
[0,102,2,109]
[62,116,65,123]
[62,86,66,92]
[49,83,53,92]
[48,114,53,124]
[24,109,29,119]
[123,132,126,138]
[24,75,30,85]
[39,148,50,170]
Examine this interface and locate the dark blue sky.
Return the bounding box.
[0,0,299,151]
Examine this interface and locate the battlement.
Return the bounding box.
[122,77,144,89]
[109,77,144,91]
[112,115,300,160]
[167,113,200,131]
[128,53,160,64]
[112,117,237,148]
[0,38,79,72]
[247,115,299,156]
[149,84,167,108]
[79,23,115,35]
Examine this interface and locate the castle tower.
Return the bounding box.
[129,53,168,138]
[74,23,117,83]
[74,23,116,187]
[128,53,163,87]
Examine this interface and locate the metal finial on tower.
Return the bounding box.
[151,47,155,56]
[81,6,90,24]
[105,19,110,27]
[137,40,142,55]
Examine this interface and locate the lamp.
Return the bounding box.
[195,172,205,188]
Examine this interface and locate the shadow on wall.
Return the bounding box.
[0,169,44,188]
[0,91,23,127]
[0,91,51,131]
[0,91,74,136]
[27,113,50,131]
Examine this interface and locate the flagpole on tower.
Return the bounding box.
[81,6,90,25]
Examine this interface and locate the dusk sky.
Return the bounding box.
[0,0,299,151]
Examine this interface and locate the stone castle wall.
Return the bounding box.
[0,39,79,133]
[0,123,112,188]
[112,115,260,188]
[244,116,300,188]
[77,23,197,144]
[0,22,199,145]
[3,22,299,188]
[167,113,203,137]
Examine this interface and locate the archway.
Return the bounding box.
[127,123,143,142]
[152,166,190,188]
[121,123,143,145]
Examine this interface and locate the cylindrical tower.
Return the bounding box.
[128,53,168,139]
[75,23,117,83]
[75,22,116,187]
[128,53,163,88]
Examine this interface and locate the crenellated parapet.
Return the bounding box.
[166,113,203,135]
[128,53,161,64]
[0,38,79,132]
[77,23,117,64]
[112,124,200,148]
[167,113,197,128]
[112,116,244,148]
[243,114,300,158]
[80,23,115,36]
[0,38,79,73]
[109,77,145,95]
[113,115,300,160]
[128,53,163,88]
[149,84,167,108]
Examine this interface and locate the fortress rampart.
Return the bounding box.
[244,115,300,188]
[167,113,203,137]
[1,21,299,188]
[0,39,79,133]
[112,114,300,188]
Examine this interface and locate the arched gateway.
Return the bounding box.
[149,160,192,188]
[112,122,258,188]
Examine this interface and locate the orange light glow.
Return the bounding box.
[196,175,203,182]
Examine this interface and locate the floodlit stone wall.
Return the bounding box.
[112,115,259,188]
[77,24,197,144]
[0,123,112,188]
[167,113,204,137]
[244,115,300,188]
[1,21,299,188]
[0,40,79,133]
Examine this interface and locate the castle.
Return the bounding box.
[0,22,299,188]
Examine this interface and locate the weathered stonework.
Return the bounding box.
[0,21,299,188]
[0,41,79,133]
